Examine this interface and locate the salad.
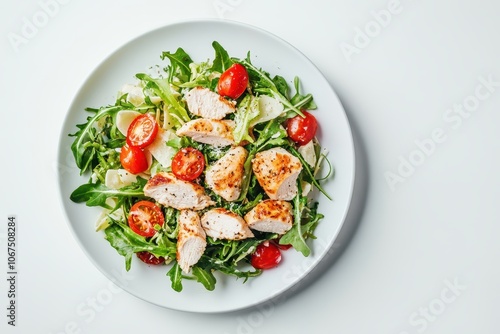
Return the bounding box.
[69,41,332,292]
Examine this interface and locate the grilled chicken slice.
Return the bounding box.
[143,172,215,210]
[201,208,254,241]
[176,210,207,273]
[176,118,235,147]
[244,200,293,234]
[252,147,303,201]
[205,146,248,201]
[185,87,236,120]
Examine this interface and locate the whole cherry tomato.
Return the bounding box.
[136,251,165,265]
[217,63,249,99]
[251,242,282,270]
[120,145,149,174]
[286,111,318,146]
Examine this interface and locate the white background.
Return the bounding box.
[2,0,499,333]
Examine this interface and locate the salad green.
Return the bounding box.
[69,41,332,292]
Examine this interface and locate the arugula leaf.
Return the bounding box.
[70,178,147,209]
[279,189,310,256]
[289,146,331,200]
[272,75,289,97]
[136,73,190,126]
[191,266,216,291]
[237,151,255,202]
[280,190,325,257]
[211,41,234,73]
[228,192,263,216]
[161,47,193,81]
[253,117,287,149]
[233,95,260,144]
[179,61,213,89]
[240,56,305,117]
[70,106,123,174]
[104,223,176,271]
[167,262,183,292]
[161,207,180,240]
[199,256,261,281]
[289,76,317,112]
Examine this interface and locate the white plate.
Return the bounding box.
[57,19,355,313]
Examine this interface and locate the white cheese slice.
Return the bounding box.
[145,128,178,167]
[105,169,138,189]
[301,181,312,196]
[298,140,317,168]
[115,110,141,136]
[119,84,161,107]
[95,198,125,231]
[251,95,284,126]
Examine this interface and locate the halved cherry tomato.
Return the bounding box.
[250,241,282,270]
[217,63,249,99]
[286,110,318,146]
[126,113,158,148]
[128,200,164,237]
[120,145,149,174]
[171,147,205,181]
[136,251,165,265]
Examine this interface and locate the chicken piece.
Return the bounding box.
[176,210,206,273]
[201,208,254,241]
[205,146,248,201]
[185,87,236,120]
[176,118,235,147]
[252,147,303,201]
[244,200,293,234]
[143,172,215,210]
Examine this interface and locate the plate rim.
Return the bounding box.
[57,18,356,313]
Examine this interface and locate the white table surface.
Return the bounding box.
[2,0,499,333]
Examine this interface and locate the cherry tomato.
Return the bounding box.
[126,113,158,148]
[120,145,149,174]
[136,251,165,265]
[250,242,282,270]
[286,111,318,146]
[217,63,249,99]
[171,147,205,181]
[128,200,164,238]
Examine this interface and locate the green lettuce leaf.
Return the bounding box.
[104,223,176,271]
[211,41,234,73]
[233,95,260,144]
[191,266,217,291]
[70,178,147,209]
[167,262,183,292]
